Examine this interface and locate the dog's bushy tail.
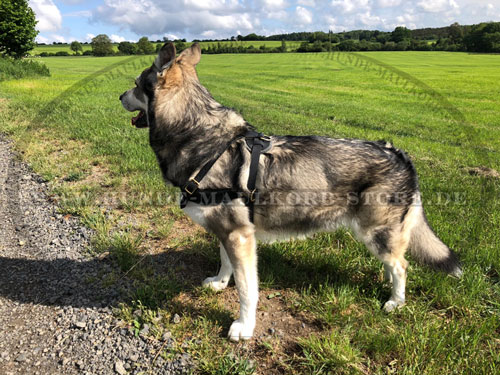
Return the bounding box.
[406,195,462,277]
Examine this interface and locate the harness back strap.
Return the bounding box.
[245,131,271,222]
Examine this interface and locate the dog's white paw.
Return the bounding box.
[228,320,254,342]
[383,299,404,312]
[202,276,229,291]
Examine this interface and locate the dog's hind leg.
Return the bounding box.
[363,225,410,312]
[381,256,408,312]
[203,243,233,291]
[222,227,258,342]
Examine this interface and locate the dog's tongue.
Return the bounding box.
[131,111,144,125]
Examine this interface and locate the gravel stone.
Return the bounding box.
[0,138,194,375]
[15,353,28,363]
[114,360,127,375]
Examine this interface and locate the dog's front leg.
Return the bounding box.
[203,242,233,291]
[223,227,258,341]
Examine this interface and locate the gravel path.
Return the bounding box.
[0,138,191,375]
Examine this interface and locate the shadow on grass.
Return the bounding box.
[0,235,390,326]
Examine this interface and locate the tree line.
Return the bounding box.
[238,23,499,53]
[37,35,188,57]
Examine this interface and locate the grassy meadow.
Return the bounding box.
[0,51,499,374]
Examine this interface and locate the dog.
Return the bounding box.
[120,42,462,341]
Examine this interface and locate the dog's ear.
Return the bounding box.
[177,43,201,66]
[154,42,176,71]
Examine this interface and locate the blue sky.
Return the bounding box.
[30,0,500,44]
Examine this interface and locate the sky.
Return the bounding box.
[29,0,500,44]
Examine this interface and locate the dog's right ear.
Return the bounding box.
[154,42,176,72]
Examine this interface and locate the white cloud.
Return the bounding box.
[261,0,287,9]
[296,6,313,24]
[36,35,50,44]
[29,0,62,32]
[64,10,92,18]
[184,0,242,11]
[50,34,67,43]
[85,33,95,42]
[164,33,180,40]
[297,0,316,6]
[93,0,255,38]
[110,34,126,42]
[377,0,402,7]
[202,30,218,38]
[417,0,459,13]
[358,11,384,28]
[331,0,371,14]
[267,10,288,20]
[59,0,87,4]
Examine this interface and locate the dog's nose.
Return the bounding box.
[119,93,124,100]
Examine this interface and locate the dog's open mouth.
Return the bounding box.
[131,110,148,128]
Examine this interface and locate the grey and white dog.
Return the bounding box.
[120,43,462,341]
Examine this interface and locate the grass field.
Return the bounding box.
[0,51,499,374]
[30,40,299,55]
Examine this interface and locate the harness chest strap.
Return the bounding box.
[180,130,271,223]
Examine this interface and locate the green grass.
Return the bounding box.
[0,57,50,81]
[0,51,499,374]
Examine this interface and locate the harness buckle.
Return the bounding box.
[259,135,271,142]
[249,189,257,202]
[184,178,200,195]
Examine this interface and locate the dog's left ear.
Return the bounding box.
[154,42,176,71]
[177,43,201,66]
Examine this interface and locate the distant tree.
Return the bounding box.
[383,41,397,51]
[395,40,410,51]
[448,22,464,44]
[174,39,187,52]
[91,34,114,56]
[376,33,390,44]
[118,41,138,55]
[359,30,373,41]
[137,36,154,54]
[464,22,500,52]
[280,40,287,52]
[0,0,38,58]
[391,26,411,43]
[330,35,340,44]
[242,33,265,41]
[338,39,359,51]
[70,41,83,55]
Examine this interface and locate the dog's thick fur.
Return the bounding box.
[120,43,462,341]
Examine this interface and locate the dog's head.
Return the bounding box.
[119,42,201,128]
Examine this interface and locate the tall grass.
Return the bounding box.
[0,57,50,81]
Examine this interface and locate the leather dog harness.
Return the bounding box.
[180,130,272,223]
